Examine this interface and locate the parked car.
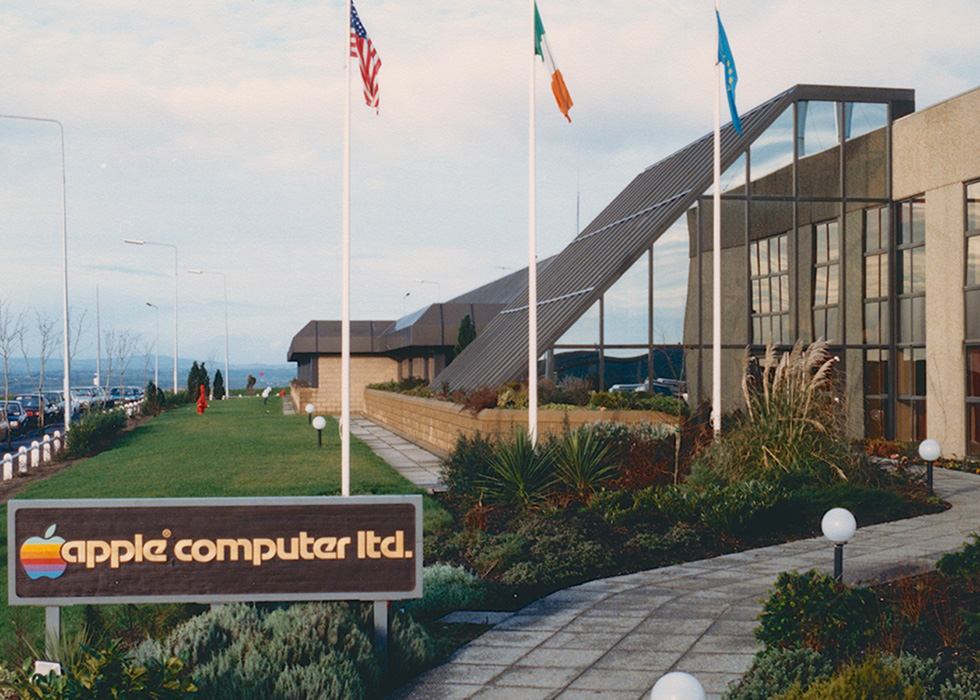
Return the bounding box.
[14,395,51,430]
[1,401,27,436]
[55,390,84,419]
[42,392,63,420]
[71,387,98,412]
[109,386,144,404]
[0,407,8,442]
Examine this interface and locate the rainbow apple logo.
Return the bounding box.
[20,524,67,580]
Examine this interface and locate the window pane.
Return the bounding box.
[753,316,762,344]
[814,267,828,305]
[778,234,789,270]
[844,102,887,141]
[865,209,880,251]
[780,276,790,312]
[750,242,760,277]
[896,399,912,441]
[912,296,925,344]
[758,240,770,276]
[750,107,795,195]
[911,246,925,293]
[798,101,839,157]
[968,181,980,231]
[866,256,880,298]
[604,254,649,345]
[970,405,980,457]
[899,298,912,344]
[968,236,980,287]
[866,349,888,394]
[814,309,826,340]
[913,347,926,395]
[967,289,980,340]
[828,222,839,260]
[866,397,887,440]
[968,347,980,397]
[826,306,838,342]
[896,347,911,394]
[827,264,839,305]
[556,299,599,346]
[769,237,780,272]
[865,302,880,344]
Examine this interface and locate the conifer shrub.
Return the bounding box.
[400,564,487,622]
[725,647,834,700]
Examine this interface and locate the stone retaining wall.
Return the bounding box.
[363,388,680,457]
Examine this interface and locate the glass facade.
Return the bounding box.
[812,220,840,342]
[967,182,980,455]
[895,197,926,441]
[863,206,890,439]
[750,233,790,345]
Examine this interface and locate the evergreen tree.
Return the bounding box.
[200,362,211,398]
[454,314,477,358]
[213,369,225,400]
[187,361,201,399]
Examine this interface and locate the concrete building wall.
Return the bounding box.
[892,90,978,456]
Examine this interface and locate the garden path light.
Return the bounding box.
[821,507,856,582]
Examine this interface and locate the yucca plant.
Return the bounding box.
[552,427,614,502]
[482,429,553,507]
[698,339,857,485]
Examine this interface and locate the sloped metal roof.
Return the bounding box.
[432,84,915,391]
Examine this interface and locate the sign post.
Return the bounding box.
[10,496,423,664]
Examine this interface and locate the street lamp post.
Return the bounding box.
[145,303,159,389]
[412,279,441,304]
[125,239,178,392]
[187,269,230,399]
[0,114,70,434]
[918,439,941,494]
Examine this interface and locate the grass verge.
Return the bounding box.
[0,396,450,661]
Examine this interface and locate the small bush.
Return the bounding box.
[496,383,528,409]
[482,430,553,507]
[937,532,980,576]
[3,638,196,699]
[65,408,127,458]
[442,431,496,509]
[773,655,924,699]
[757,570,879,663]
[725,647,833,700]
[132,601,432,700]
[460,386,499,415]
[551,427,614,502]
[401,564,487,621]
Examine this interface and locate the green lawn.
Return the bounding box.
[0,396,450,660]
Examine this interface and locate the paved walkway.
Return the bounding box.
[389,468,980,700]
[345,415,446,493]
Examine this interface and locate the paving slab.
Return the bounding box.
[390,468,980,700]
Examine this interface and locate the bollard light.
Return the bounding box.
[918,439,941,493]
[821,507,856,583]
[305,403,315,425]
[650,671,706,700]
[312,415,327,448]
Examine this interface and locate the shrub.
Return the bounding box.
[132,601,431,700]
[401,564,487,621]
[936,532,980,576]
[694,341,858,486]
[442,432,496,509]
[757,570,878,663]
[697,480,786,538]
[496,383,528,409]
[3,638,196,699]
[725,647,833,700]
[551,427,614,502]
[482,430,553,507]
[460,386,499,415]
[939,667,980,699]
[773,655,924,699]
[65,408,127,458]
[627,523,702,561]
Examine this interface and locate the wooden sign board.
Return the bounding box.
[8,496,422,605]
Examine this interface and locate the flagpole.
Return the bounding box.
[341,0,352,496]
[712,0,722,437]
[528,0,539,445]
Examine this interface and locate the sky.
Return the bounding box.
[1,0,979,371]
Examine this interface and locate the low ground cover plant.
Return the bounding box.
[726,533,980,698]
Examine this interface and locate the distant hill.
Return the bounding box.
[0,357,295,394]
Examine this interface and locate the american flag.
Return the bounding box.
[350,3,381,113]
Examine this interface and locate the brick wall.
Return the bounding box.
[363,389,680,457]
[290,356,399,414]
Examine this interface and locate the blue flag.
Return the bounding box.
[716,9,742,135]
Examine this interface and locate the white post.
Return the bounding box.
[3,455,12,480]
[43,437,51,463]
[53,430,62,453]
[711,0,723,437]
[527,0,538,445]
[18,446,28,473]
[341,0,353,496]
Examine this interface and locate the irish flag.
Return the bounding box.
[534,3,573,123]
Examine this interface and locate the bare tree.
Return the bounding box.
[0,300,23,447]
[19,311,58,435]
[67,306,90,370]
[103,329,141,400]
